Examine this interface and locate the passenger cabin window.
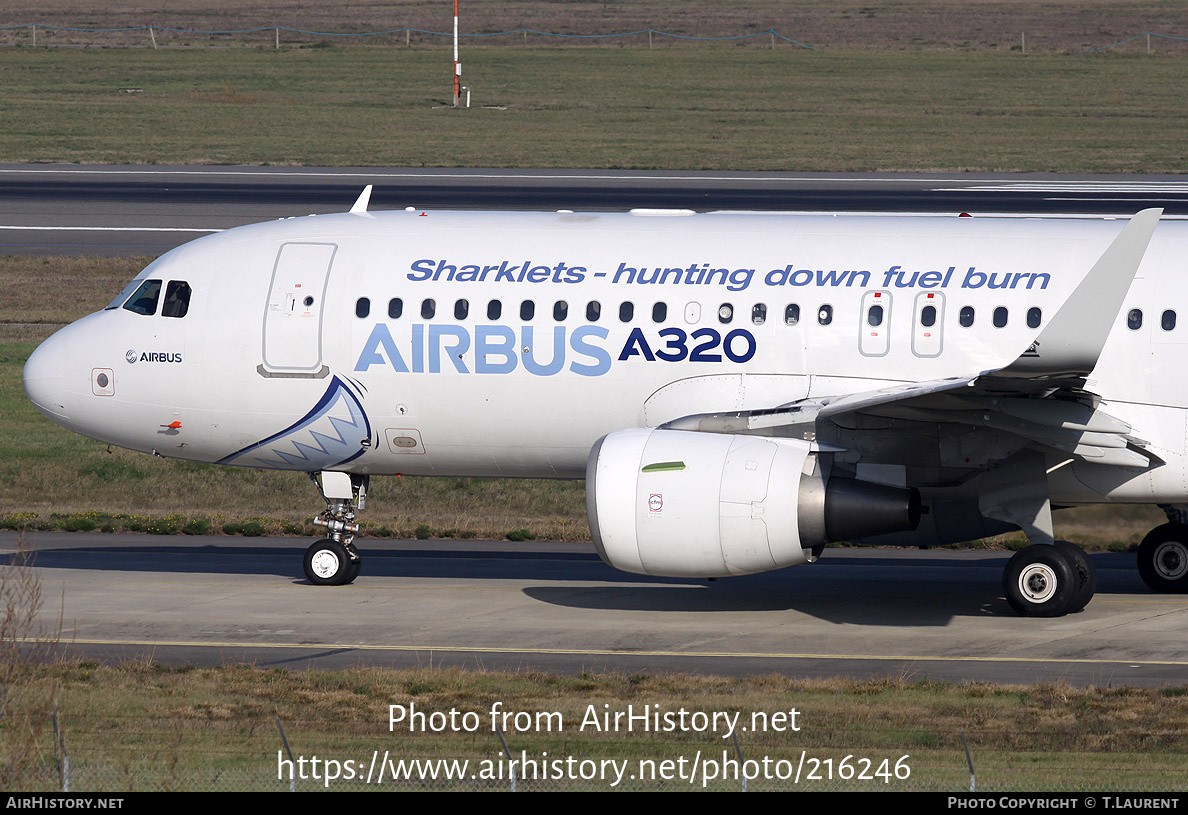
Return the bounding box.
[959,306,975,327]
[554,301,568,321]
[388,298,403,319]
[1027,307,1042,329]
[920,305,936,328]
[619,302,634,322]
[1163,310,1177,331]
[784,304,800,325]
[867,304,884,327]
[586,301,601,322]
[520,300,535,321]
[1128,309,1143,330]
[993,307,1008,328]
[718,303,734,324]
[818,304,833,326]
[454,299,469,320]
[652,302,667,323]
[487,299,502,320]
[752,304,767,325]
[162,281,192,318]
[122,279,162,316]
[421,298,436,319]
[355,297,370,319]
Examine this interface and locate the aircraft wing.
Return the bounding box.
[661,208,1164,469]
[661,372,983,434]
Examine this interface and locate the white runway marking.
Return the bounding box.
[936,182,1188,193]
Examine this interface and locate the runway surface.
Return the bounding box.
[4,531,1186,686]
[4,164,1188,256]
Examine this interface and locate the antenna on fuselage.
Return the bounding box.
[349,185,374,215]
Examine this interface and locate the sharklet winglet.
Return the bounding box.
[1002,207,1162,379]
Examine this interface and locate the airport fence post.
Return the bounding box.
[276,27,280,49]
[277,716,297,791]
[648,30,653,50]
[732,731,747,792]
[30,24,35,47]
[961,728,976,792]
[494,724,516,791]
[52,712,69,792]
[149,27,157,49]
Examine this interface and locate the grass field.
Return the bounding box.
[3,1,1187,53]
[4,660,1187,791]
[0,46,1187,172]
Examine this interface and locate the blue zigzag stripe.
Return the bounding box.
[217,376,371,470]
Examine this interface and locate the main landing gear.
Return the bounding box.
[303,471,369,586]
[1137,519,1188,594]
[1002,541,1097,617]
[978,450,1098,616]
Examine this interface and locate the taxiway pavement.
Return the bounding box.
[4,531,1186,686]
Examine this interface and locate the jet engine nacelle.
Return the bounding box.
[586,428,921,578]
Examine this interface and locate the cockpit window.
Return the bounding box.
[121,279,162,316]
[106,277,148,310]
[162,281,192,318]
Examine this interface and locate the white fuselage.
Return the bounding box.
[22,209,1187,506]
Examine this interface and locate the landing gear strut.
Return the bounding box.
[303,471,368,586]
[980,450,1095,616]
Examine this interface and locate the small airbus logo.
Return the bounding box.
[126,349,183,364]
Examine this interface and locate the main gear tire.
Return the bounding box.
[1137,524,1188,593]
[1054,540,1096,613]
[1002,544,1077,617]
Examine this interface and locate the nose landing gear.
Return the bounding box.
[303,471,368,586]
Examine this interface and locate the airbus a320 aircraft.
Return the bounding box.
[21,189,1188,616]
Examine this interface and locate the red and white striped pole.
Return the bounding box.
[452,0,460,107]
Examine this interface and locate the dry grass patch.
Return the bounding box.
[5,663,1186,790]
[2,48,1188,171]
[0,256,142,328]
[1,1,1187,53]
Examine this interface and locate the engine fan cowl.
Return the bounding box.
[586,428,919,578]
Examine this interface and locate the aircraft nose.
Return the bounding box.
[23,330,70,420]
